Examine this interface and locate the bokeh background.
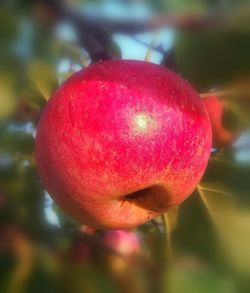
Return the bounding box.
[1,0,250,292]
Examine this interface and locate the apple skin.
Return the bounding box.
[102,230,139,256]
[202,96,234,148]
[35,60,212,230]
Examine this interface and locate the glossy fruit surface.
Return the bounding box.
[35,60,212,229]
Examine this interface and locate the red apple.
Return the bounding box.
[35,60,212,230]
[202,96,234,147]
[102,230,139,256]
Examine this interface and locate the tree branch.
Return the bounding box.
[132,37,166,55]
[34,0,222,62]
[34,0,113,62]
[100,12,221,34]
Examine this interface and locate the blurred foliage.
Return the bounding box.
[166,2,250,94]
[165,0,217,12]
[174,29,250,91]
[165,263,236,293]
[1,0,250,293]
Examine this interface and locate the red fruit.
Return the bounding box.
[202,96,234,147]
[35,60,212,230]
[102,230,139,256]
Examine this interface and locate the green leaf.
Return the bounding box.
[223,96,250,132]
[0,74,17,119]
[0,123,34,155]
[165,0,214,12]
[196,158,250,275]
[27,60,59,101]
[163,206,179,260]
[174,29,250,91]
[165,264,235,293]
[172,192,217,261]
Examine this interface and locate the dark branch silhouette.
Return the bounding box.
[34,0,221,62]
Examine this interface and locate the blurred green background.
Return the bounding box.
[1,0,250,292]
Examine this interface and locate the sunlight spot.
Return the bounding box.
[133,112,156,134]
[135,113,148,129]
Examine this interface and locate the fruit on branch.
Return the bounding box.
[202,95,234,147]
[102,230,139,256]
[35,60,212,230]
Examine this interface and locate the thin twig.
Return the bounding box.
[144,33,158,62]
[132,37,165,55]
[103,12,221,33]
[198,185,232,197]
[200,90,239,98]
[35,0,221,62]
[200,87,250,98]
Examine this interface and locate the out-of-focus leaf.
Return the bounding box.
[0,74,17,119]
[223,95,250,132]
[165,206,179,234]
[60,43,89,67]
[196,157,250,275]
[5,230,34,293]
[12,100,40,123]
[203,157,250,200]
[0,123,34,155]
[163,206,179,259]
[173,192,217,261]
[0,9,19,56]
[60,263,118,293]
[24,259,59,293]
[173,29,250,91]
[27,60,58,101]
[0,250,17,293]
[165,0,214,12]
[165,263,235,293]
[197,184,250,275]
[223,5,250,32]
